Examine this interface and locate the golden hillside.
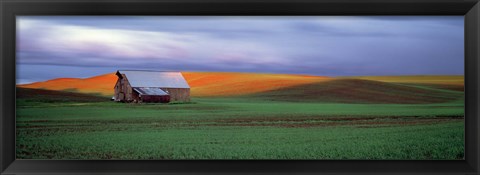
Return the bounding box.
[18,72,331,97]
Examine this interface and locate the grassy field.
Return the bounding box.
[16,81,465,159]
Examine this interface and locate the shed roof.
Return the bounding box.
[133,87,169,96]
[117,70,190,88]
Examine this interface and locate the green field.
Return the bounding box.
[16,83,465,160]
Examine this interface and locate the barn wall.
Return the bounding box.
[122,75,133,102]
[132,91,140,103]
[126,85,132,101]
[115,74,134,102]
[114,79,122,101]
[161,88,190,102]
[141,95,170,103]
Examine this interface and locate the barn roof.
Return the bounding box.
[117,70,190,88]
[133,87,168,96]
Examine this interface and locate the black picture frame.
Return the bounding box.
[1,0,479,174]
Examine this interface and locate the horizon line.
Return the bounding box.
[15,71,465,85]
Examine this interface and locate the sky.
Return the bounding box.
[16,16,464,84]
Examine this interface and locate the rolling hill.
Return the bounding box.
[18,73,118,96]
[344,75,464,85]
[17,72,464,104]
[246,78,463,104]
[18,72,331,97]
[345,75,464,92]
[182,72,330,97]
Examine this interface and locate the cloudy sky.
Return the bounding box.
[16,16,464,84]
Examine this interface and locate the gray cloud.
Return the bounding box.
[16,16,464,84]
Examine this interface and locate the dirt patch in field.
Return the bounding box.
[16,115,464,132]
[17,124,92,129]
[201,119,459,128]
[17,120,51,123]
[193,115,463,128]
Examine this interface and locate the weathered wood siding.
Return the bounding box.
[114,74,134,102]
[132,91,140,103]
[114,79,122,101]
[161,88,190,102]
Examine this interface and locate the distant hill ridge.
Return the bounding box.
[20,73,119,96]
[246,78,463,104]
[18,72,464,104]
[18,72,331,97]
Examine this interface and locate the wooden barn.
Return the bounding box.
[114,70,190,103]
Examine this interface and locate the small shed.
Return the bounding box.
[114,70,190,103]
[133,87,170,103]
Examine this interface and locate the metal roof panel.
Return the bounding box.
[133,87,169,96]
[118,70,190,88]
